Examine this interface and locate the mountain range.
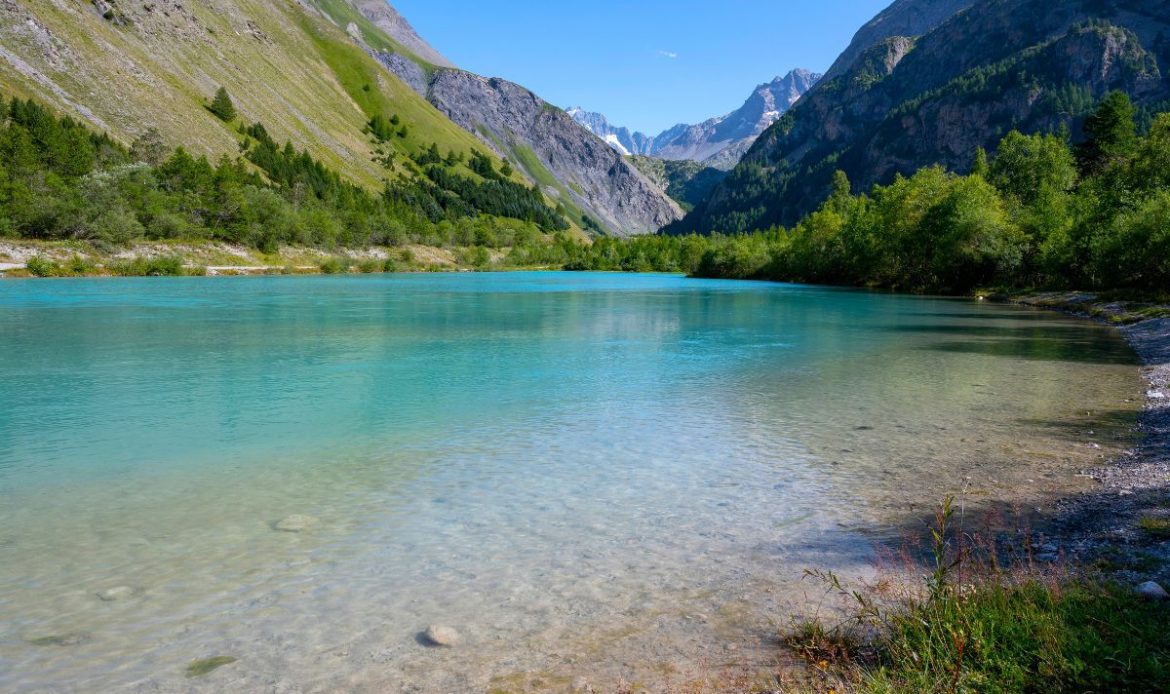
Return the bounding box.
[673,0,1170,234]
[0,0,680,237]
[567,69,821,170]
[2,0,1167,241]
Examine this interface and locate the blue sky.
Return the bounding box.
[391,0,891,135]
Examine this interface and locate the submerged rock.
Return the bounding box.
[1136,581,1169,600]
[273,515,319,533]
[96,586,139,602]
[185,656,238,678]
[26,632,90,647]
[422,625,460,647]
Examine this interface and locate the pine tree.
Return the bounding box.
[1077,91,1136,175]
[209,87,237,122]
[972,147,990,178]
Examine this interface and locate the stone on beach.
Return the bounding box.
[422,625,460,647]
[1136,581,1169,600]
[273,515,319,533]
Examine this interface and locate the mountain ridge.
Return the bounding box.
[568,69,821,170]
[673,0,1170,235]
[347,1,683,236]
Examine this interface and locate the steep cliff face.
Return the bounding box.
[424,71,682,236]
[823,0,977,79]
[676,0,1170,234]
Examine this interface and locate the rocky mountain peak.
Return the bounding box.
[567,68,820,170]
[350,0,455,68]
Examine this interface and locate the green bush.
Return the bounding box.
[25,255,60,277]
[356,258,383,273]
[109,255,187,276]
[318,257,350,274]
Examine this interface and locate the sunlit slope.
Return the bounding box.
[0,0,494,187]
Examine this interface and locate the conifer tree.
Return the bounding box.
[209,87,237,122]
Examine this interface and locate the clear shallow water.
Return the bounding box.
[0,273,1142,692]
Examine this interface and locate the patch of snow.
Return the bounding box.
[604,134,631,156]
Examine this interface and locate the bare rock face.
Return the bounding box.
[824,0,978,80]
[348,2,681,236]
[350,0,454,68]
[420,70,682,236]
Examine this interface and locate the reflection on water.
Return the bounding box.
[0,274,1142,692]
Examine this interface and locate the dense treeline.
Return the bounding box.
[686,92,1170,293]
[5,91,1167,294]
[0,94,565,252]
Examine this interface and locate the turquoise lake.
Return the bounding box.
[0,272,1143,692]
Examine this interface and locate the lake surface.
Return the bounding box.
[0,273,1143,692]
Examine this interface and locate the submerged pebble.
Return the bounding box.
[96,586,139,602]
[422,625,460,647]
[273,515,319,533]
[26,633,89,647]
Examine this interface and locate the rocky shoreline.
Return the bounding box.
[1013,296,1170,592]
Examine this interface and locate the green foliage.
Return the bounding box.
[208,87,236,123]
[109,255,188,276]
[318,256,351,274]
[130,128,168,167]
[365,114,399,142]
[790,497,1170,693]
[684,96,1170,293]
[1077,91,1137,176]
[0,92,572,257]
[862,581,1170,693]
[25,255,59,277]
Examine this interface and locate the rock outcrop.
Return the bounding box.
[354,2,682,236]
[350,0,454,68]
[423,71,682,236]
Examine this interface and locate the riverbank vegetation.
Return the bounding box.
[0,92,569,256]
[684,92,1170,294]
[784,498,1170,693]
[6,90,1165,296]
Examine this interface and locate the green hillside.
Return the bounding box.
[0,0,496,188]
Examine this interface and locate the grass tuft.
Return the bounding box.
[786,497,1170,692]
[1138,516,1170,539]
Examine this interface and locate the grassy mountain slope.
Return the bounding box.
[675,0,1170,235]
[0,0,495,189]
